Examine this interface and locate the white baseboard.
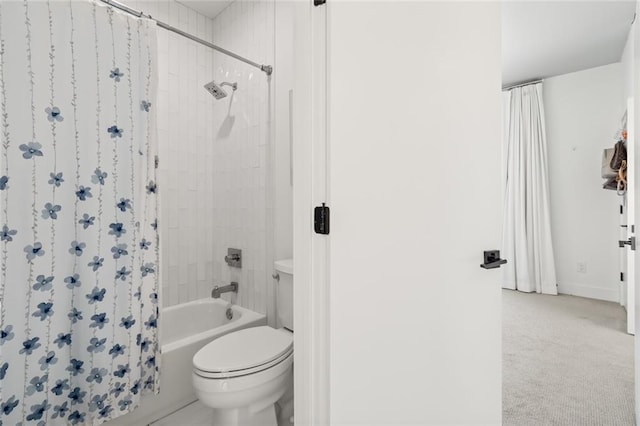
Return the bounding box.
[557,282,619,303]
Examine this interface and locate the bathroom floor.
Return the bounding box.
[150,401,212,426]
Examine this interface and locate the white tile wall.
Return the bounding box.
[122,0,277,314]
[210,0,275,316]
[123,0,217,307]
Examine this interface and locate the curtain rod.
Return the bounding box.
[502,79,543,91]
[99,0,273,76]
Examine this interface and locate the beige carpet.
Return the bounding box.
[503,290,635,425]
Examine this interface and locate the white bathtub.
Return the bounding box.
[106,299,266,425]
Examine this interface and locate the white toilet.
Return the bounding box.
[192,259,294,426]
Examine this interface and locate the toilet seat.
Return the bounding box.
[194,351,293,380]
[193,326,293,379]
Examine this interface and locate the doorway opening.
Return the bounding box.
[502,2,636,424]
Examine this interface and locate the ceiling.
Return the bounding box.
[178,0,636,87]
[176,0,234,20]
[502,1,636,88]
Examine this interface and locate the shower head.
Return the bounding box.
[204,81,238,100]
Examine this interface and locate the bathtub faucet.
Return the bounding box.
[212,282,238,298]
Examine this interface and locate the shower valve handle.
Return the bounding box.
[224,248,242,268]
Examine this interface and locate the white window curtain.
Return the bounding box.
[502,83,557,294]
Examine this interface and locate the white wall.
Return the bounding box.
[123,0,217,307]
[544,63,625,302]
[209,0,282,320]
[274,2,294,265]
[623,28,634,102]
[125,0,290,316]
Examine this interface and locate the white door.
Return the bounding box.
[634,1,640,417]
[631,0,640,419]
[627,98,635,336]
[325,2,502,424]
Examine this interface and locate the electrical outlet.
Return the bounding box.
[577,262,587,274]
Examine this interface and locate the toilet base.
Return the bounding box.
[210,403,277,426]
[275,378,294,426]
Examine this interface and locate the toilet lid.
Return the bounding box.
[193,326,293,375]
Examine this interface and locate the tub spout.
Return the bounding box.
[211,282,238,298]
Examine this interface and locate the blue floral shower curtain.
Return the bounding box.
[0,1,159,424]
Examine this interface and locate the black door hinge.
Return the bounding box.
[621,272,625,282]
[314,203,330,235]
[314,0,326,6]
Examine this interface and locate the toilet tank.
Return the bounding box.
[274,259,293,330]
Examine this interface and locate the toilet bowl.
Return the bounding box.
[192,326,293,426]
